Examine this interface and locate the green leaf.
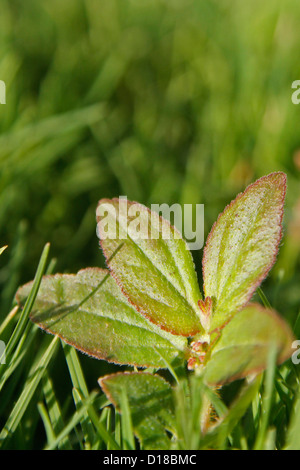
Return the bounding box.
[202,172,286,331]
[16,268,186,369]
[96,198,203,336]
[99,372,176,449]
[203,303,294,386]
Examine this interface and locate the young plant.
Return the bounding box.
[16,172,294,448]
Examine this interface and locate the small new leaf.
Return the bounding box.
[204,303,295,386]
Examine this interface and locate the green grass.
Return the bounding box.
[0,0,300,450]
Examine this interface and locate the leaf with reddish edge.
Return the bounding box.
[203,303,295,386]
[99,371,176,449]
[16,268,187,369]
[96,198,203,336]
[202,172,287,332]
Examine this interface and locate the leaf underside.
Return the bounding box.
[202,172,287,332]
[16,268,187,369]
[96,198,203,336]
[99,372,176,449]
[204,303,294,386]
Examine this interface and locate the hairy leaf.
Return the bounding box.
[99,372,175,449]
[16,268,186,369]
[204,303,294,386]
[202,172,286,331]
[96,198,203,336]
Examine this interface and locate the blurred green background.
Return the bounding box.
[0,0,299,329]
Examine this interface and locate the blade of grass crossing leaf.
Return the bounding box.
[253,344,277,449]
[105,407,112,450]
[0,335,59,446]
[114,411,121,448]
[119,388,135,450]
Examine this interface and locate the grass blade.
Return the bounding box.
[63,343,119,450]
[0,242,50,367]
[42,372,72,450]
[0,335,59,447]
[119,389,135,450]
[253,345,277,449]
